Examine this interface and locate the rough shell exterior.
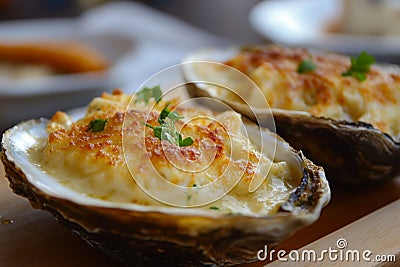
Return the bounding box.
[272,110,400,185]
[1,119,330,266]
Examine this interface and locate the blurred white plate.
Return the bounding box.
[0,18,134,131]
[250,0,400,55]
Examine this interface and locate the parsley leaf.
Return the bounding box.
[178,133,194,147]
[342,51,375,81]
[87,119,108,132]
[297,60,316,73]
[135,85,162,104]
[158,104,183,125]
[145,104,193,147]
[209,206,220,210]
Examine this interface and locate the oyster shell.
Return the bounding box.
[1,109,329,266]
[183,46,400,184]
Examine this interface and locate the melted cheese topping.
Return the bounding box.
[38,90,299,215]
[225,45,400,140]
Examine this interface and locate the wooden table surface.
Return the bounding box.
[1,163,399,266]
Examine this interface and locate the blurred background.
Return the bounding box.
[0,0,263,43]
[1,0,400,132]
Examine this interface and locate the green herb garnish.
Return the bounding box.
[87,119,108,132]
[135,85,162,104]
[178,133,194,147]
[158,104,183,125]
[342,51,375,81]
[146,104,193,147]
[297,59,316,74]
[209,206,220,210]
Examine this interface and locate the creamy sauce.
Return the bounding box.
[35,92,301,215]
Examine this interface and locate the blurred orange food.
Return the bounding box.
[0,41,109,74]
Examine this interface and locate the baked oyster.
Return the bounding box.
[1,90,329,266]
[183,45,400,184]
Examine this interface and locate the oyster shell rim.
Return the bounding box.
[1,118,330,218]
[1,117,330,265]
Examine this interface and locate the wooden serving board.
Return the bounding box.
[1,164,399,266]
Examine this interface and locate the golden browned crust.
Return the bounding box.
[225,45,400,136]
[46,111,125,166]
[227,45,398,105]
[43,91,259,187]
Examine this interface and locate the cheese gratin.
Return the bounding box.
[225,45,400,140]
[36,90,301,215]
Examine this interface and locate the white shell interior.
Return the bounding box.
[3,119,235,217]
[3,117,308,218]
